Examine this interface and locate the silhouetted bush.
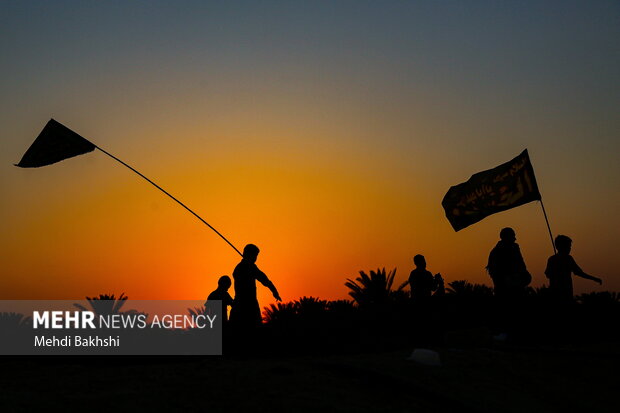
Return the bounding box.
[74,292,128,316]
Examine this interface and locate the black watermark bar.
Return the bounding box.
[0,300,222,355]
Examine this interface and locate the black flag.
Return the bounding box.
[15,119,95,168]
[442,149,541,231]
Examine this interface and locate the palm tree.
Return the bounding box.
[327,299,355,313]
[295,296,328,316]
[345,268,397,308]
[326,299,359,330]
[0,312,30,329]
[446,280,493,297]
[74,293,128,316]
[187,306,206,317]
[577,291,620,307]
[263,301,298,324]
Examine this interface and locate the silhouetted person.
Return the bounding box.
[545,235,602,302]
[487,227,531,341]
[399,255,443,301]
[399,254,443,346]
[487,227,531,298]
[229,244,281,329]
[206,275,234,323]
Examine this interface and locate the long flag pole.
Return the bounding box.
[16,119,243,257]
[94,145,243,257]
[539,199,556,255]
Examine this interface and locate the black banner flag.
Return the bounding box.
[441,149,541,231]
[15,119,95,168]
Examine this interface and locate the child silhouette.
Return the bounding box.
[545,235,602,301]
[206,275,234,323]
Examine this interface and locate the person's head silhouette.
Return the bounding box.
[500,227,516,243]
[555,235,572,255]
[218,275,232,290]
[243,244,260,263]
[413,254,426,269]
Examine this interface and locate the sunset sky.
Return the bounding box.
[1,1,618,307]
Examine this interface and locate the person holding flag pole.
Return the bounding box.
[16,118,289,341]
[441,149,553,340]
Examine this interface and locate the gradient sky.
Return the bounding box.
[1,1,619,306]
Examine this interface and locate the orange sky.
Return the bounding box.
[1,2,618,307]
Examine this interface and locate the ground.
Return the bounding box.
[1,341,617,412]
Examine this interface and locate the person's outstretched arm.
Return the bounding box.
[255,267,282,301]
[571,258,602,285]
[270,286,282,301]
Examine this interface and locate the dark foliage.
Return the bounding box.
[255,271,620,355]
[345,268,397,308]
[74,292,128,316]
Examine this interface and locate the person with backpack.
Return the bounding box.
[487,227,532,298]
[487,227,531,341]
